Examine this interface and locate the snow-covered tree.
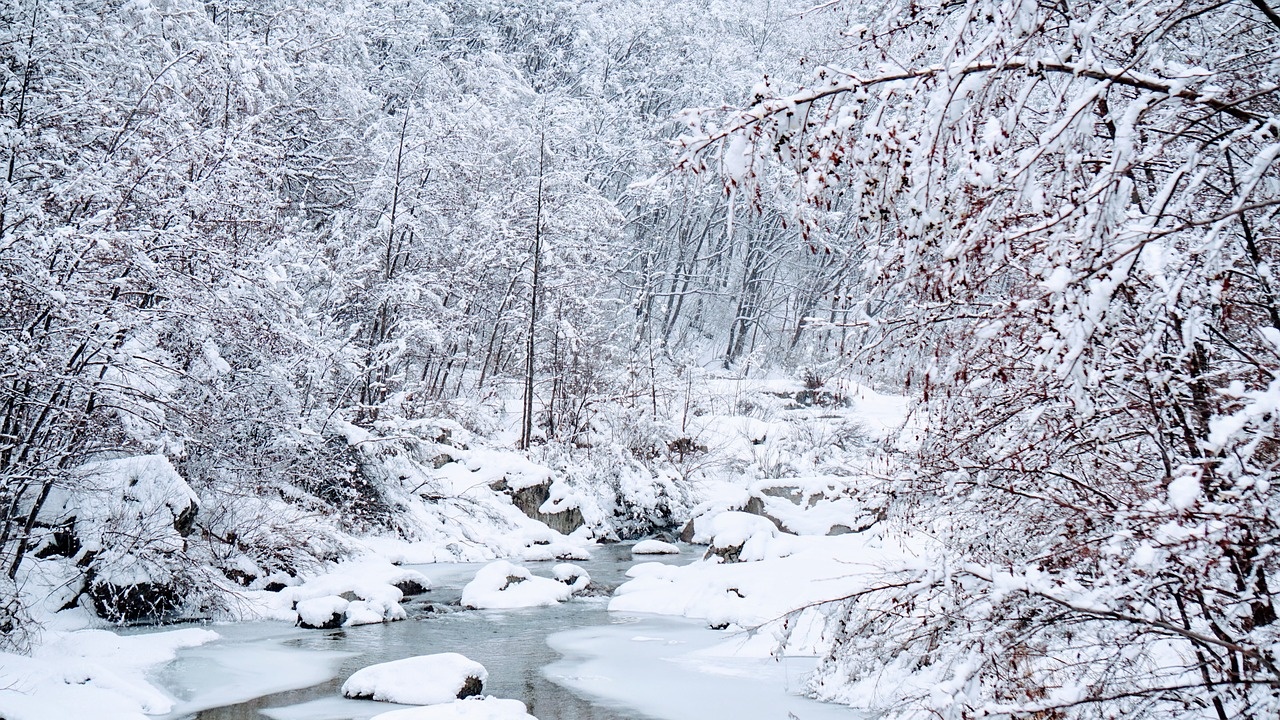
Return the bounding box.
[684,0,1280,715]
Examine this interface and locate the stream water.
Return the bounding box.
[150,543,862,720]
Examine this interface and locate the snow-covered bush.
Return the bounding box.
[0,577,33,653]
[532,440,695,539]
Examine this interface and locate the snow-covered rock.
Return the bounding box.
[36,455,201,622]
[460,561,580,609]
[681,476,884,547]
[370,697,537,720]
[518,541,590,563]
[46,455,200,541]
[342,653,487,705]
[491,476,585,535]
[337,425,596,562]
[748,477,886,536]
[677,490,752,543]
[296,596,349,629]
[344,599,394,627]
[551,563,590,591]
[704,512,781,563]
[631,539,680,555]
[240,555,423,625]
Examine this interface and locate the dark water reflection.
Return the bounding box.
[165,543,694,720]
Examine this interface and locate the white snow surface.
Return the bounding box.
[705,511,779,549]
[1167,473,1201,510]
[0,622,218,720]
[344,599,393,627]
[631,539,681,554]
[460,560,579,609]
[342,653,488,705]
[36,455,198,585]
[612,529,922,642]
[57,455,198,527]
[1,374,910,720]
[370,697,538,720]
[331,420,592,564]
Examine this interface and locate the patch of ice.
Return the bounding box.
[547,615,860,720]
[370,697,537,720]
[260,696,389,720]
[157,625,352,716]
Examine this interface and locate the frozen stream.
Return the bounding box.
[146,543,862,720]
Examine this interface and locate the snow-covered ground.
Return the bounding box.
[611,530,924,636]
[0,615,220,720]
[546,614,866,720]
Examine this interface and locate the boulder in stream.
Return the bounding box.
[460,560,580,609]
[296,595,348,629]
[343,653,488,705]
[631,539,680,555]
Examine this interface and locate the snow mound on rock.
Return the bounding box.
[519,542,589,562]
[551,563,590,591]
[345,599,395,626]
[705,511,784,563]
[240,555,426,625]
[370,697,537,720]
[460,561,580,609]
[49,455,199,542]
[707,511,777,546]
[296,595,348,629]
[631,539,680,555]
[342,653,487,705]
[37,455,201,621]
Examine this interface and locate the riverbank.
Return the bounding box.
[0,531,901,720]
[0,379,907,720]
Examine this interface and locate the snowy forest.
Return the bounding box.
[1,0,1279,718]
